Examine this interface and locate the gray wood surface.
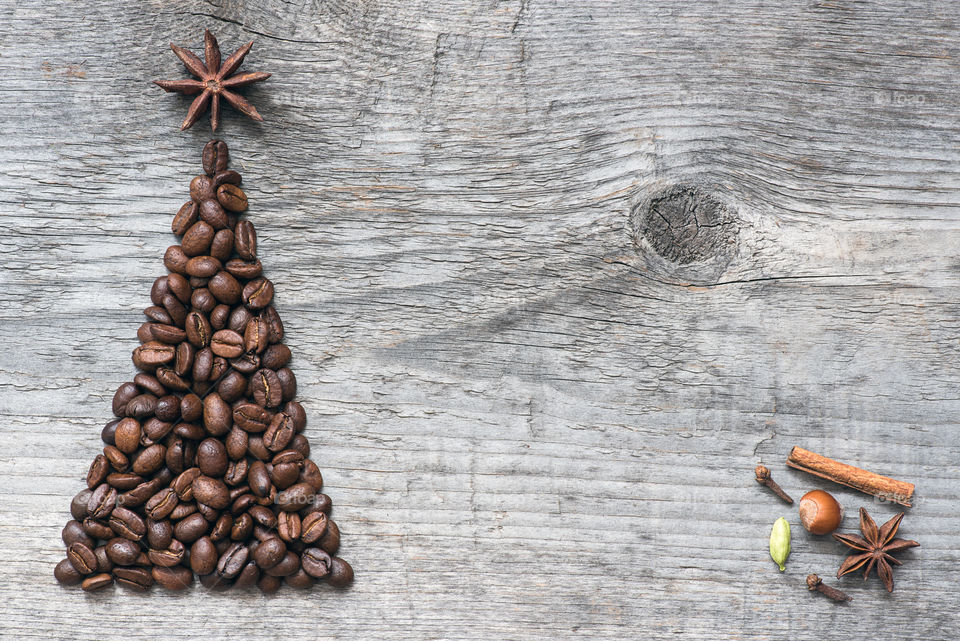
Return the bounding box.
[0,1,957,639]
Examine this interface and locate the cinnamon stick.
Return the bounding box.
[786,446,915,507]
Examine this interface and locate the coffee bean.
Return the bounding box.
[191,175,216,201]
[258,573,281,593]
[86,454,109,489]
[208,270,242,305]
[132,444,166,476]
[199,198,229,229]
[181,220,214,256]
[276,482,315,512]
[155,396,180,423]
[244,317,268,354]
[300,459,324,492]
[229,353,261,376]
[55,558,83,586]
[172,201,199,236]
[224,459,249,487]
[300,511,328,544]
[248,435,271,461]
[226,307,252,333]
[301,547,332,579]
[231,404,270,434]
[88,484,118,520]
[133,342,175,370]
[217,542,249,579]
[67,542,98,575]
[81,573,113,592]
[225,258,263,280]
[71,489,92,520]
[320,520,341,556]
[210,304,230,330]
[185,255,222,278]
[211,512,234,541]
[103,537,139,567]
[185,310,212,348]
[197,501,221,522]
[190,536,218,575]
[202,140,229,176]
[106,472,143,491]
[112,383,139,417]
[261,343,291,370]
[276,367,297,402]
[169,501,197,521]
[172,468,202,500]
[163,245,189,275]
[147,519,173,550]
[114,566,154,590]
[152,565,193,590]
[210,228,235,262]
[210,329,244,358]
[252,537,285,570]
[103,446,129,472]
[217,370,249,402]
[133,373,165,398]
[154,369,186,394]
[265,550,300,577]
[277,512,301,543]
[303,493,332,516]
[327,557,353,587]
[145,488,179,520]
[193,475,230,509]
[247,461,272,498]
[193,347,214,382]
[249,368,282,408]
[80,517,112,541]
[173,512,209,543]
[212,167,241,185]
[263,412,295,453]
[243,277,274,310]
[125,393,157,419]
[62,520,94,548]
[283,401,307,433]
[225,425,249,459]
[197,438,228,477]
[144,305,174,324]
[203,393,232,436]
[148,539,185,567]
[108,506,146,541]
[248,505,277,530]
[234,219,257,260]
[271,461,299,490]
[217,183,248,212]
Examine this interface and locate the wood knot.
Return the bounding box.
[630,184,740,282]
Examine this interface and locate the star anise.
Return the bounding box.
[154,30,271,131]
[833,507,919,592]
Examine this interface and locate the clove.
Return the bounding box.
[755,465,794,504]
[806,574,851,602]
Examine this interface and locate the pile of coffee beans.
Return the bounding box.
[55,140,353,593]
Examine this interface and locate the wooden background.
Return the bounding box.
[0,1,956,639]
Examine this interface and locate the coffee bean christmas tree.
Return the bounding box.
[54,135,353,593]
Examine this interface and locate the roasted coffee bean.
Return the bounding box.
[252,537,285,570]
[248,505,277,531]
[285,567,315,589]
[86,455,109,489]
[190,536,218,575]
[55,558,83,586]
[234,561,259,588]
[300,459,324,492]
[229,353,260,375]
[173,512,209,543]
[232,403,272,433]
[191,174,216,201]
[263,412,295,453]
[189,289,215,316]
[109,507,146,541]
[301,547,332,579]
[125,394,158,419]
[225,258,263,280]
[249,369,282,408]
[164,437,186,475]
[192,475,230,509]
[216,370,248,403]
[279,402,304,435]
[106,536,140,565]
[210,304,230,330]
[213,169,241,186]
[62,520,94,548]
[145,488,179,520]
[150,276,170,306]
[137,322,157,343]
[71,489,92,520]
[147,518,173,550]
[133,342,175,371]
[197,501,221,522]
[172,467,202,500]
[155,396,181,423]
[230,513,254,543]
[82,517,113,540]
[226,306,252,333]
[265,550,300,577]
[243,317,268,354]
[247,461,272,499]
[208,270,242,305]
[148,539,185,568]
[160,295,188,330]
[106,472,143,491]
[156,367,189,392]
[133,373,166,398]
[185,310,212,348]
[173,395,199,425]
[234,219,257,260]
[276,367,297,402]
[230,493,256,517]
[224,459,249,487]
[192,347,214,382]
[320,520,341,556]
[92,546,113,574]
[132,444,166,475]
[199,198,229,229]
[202,140,229,175]
[225,427,249,461]
[114,566,154,590]
[211,513,234,541]
[172,201,199,236]
[88,484,118,520]
[181,220,214,256]
[103,445,129,472]
[163,245,189,275]
[144,305,173,324]
[277,512,301,543]
[67,542,98,575]
[300,511,328,544]
[166,272,191,303]
[149,324,186,345]
[217,183,247,212]
[186,255,222,278]
[261,344,291,370]
[119,477,165,508]
[197,438,229,477]
[247,435,271,461]
[327,557,354,587]
[101,419,119,447]
[210,228,234,262]
[81,573,113,592]
[304,493,332,516]
[200,571,232,591]
[152,565,193,590]
[271,461,299,490]
[217,542,249,579]
[203,393,232,436]
[189,275,210,289]
[258,573,281,594]
[243,277,274,310]
[210,329,244,358]
[261,306,284,343]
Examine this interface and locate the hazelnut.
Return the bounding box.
[798,489,843,535]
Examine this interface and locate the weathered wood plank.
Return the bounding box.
[1,0,959,639]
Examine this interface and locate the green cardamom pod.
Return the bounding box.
[769,517,791,572]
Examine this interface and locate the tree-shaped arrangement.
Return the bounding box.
[54,31,353,593]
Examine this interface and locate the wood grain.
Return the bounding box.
[1,0,958,639]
